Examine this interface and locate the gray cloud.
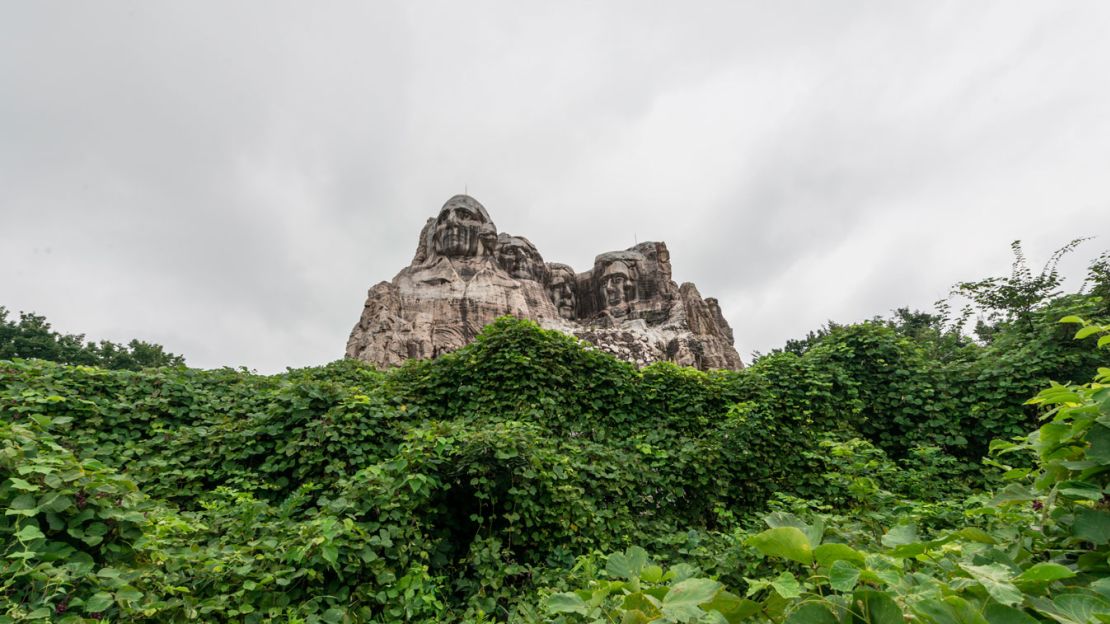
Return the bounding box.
[2,1,1108,370]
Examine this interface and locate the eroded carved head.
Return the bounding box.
[598,257,638,316]
[432,195,496,258]
[496,234,546,282]
[546,263,578,319]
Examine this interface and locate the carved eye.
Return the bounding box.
[456,209,473,220]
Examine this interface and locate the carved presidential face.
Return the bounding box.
[433,197,494,258]
[496,236,545,281]
[546,266,577,319]
[599,260,636,313]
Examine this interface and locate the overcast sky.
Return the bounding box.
[2,1,1108,372]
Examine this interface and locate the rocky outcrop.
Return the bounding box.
[346,195,743,370]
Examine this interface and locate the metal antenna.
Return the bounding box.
[634,232,638,245]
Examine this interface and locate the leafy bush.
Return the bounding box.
[544,318,1110,624]
[1,249,1107,621]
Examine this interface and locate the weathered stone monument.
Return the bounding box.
[346,195,743,370]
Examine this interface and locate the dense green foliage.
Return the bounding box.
[1,246,1107,622]
[547,317,1110,623]
[0,308,184,371]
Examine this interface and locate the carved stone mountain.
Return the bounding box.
[346,195,743,370]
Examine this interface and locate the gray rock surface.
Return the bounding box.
[346,195,743,370]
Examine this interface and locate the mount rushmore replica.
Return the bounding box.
[346,195,743,371]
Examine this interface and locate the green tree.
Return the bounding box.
[0,306,184,369]
[1083,249,1110,301]
[945,238,1089,340]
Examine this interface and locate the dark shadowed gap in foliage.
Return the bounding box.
[424,459,541,607]
[427,479,482,573]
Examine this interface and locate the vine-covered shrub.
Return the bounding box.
[1,298,1107,621]
[1,415,158,621]
[544,317,1110,623]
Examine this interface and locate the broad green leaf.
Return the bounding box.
[744,577,770,598]
[1014,562,1075,584]
[84,592,114,612]
[829,560,861,593]
[43,494,72,513]
[588,585,615,608]
[1092,577,1110,599]
[622,592,659,616]
[116,586,143,602]
[992,483,1035,505]
[7,493,38,516]
[888,541,931,558]
[851,589,903,624]
[699,590,741,614]
[669,563,699,582]
[941,595,994,621]
[8,477,39,491]
[955,527,999,544]
[14,524,45,541]
[1087,425,1110,463]
[785,603,838,624]
[747,527,813,564]
[880,524,918,547]
[1053,593,1110,624]
[770,572,801,599]
[701,591,759,624]
[764,511,806,530]
[960,563,1023,607]
[766,511,824,547]
[860,554,902,587]
[1058,316,1085,324]
[641,564,664,583]
[815,543,865,568]
[608,546,649,580]
[1076,326,1103,340]
[547,592,588,615]
[661,578,722,621]
[1058,480,1103,500]
[65,552,95,576]
[764,591,790,620]
[911,598,958,624]
[984,602,1038,624]
[1073,509,1110,545]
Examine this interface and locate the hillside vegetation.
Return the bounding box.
[1,245,1108,623]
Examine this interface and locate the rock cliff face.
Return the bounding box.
[346,195,743,370]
